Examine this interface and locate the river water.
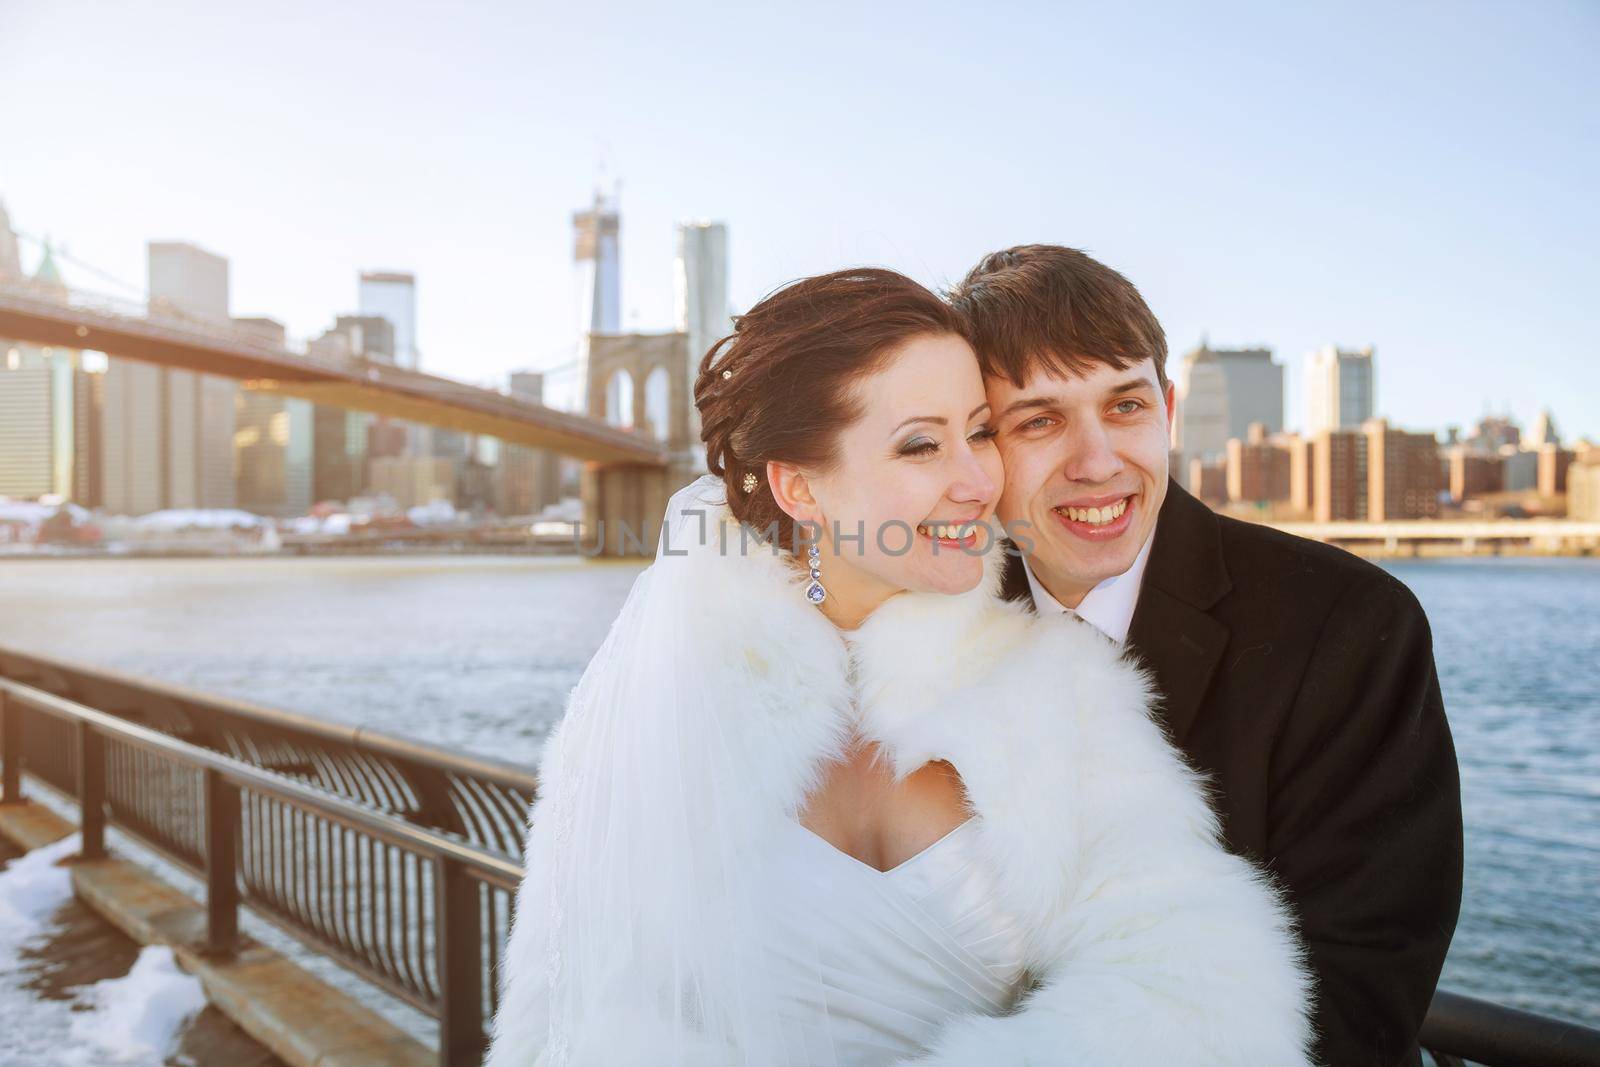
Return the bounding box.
[0,553,1594,1028]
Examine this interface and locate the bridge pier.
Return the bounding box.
[581,332,702,557]
[581,460,700,557]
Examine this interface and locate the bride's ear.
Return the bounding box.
[767,460,822,527]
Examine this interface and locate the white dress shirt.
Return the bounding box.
[1020,531,1155,644]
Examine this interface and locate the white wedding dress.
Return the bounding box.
[767,816,1029,1063]
[485,476,1314,1067]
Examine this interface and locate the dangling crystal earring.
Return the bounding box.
[804,543,827,605]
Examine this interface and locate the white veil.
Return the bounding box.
[490,475,846,1067]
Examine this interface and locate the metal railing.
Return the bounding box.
[3,649,1599,1066]
[0,677,519,1066]
[0,646,538,859]
[1423,990,1600,1067]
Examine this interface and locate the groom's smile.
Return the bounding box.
[1051,491,1134,540]
[987,358,1175,609]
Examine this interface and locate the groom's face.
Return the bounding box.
[987,357,1174,607]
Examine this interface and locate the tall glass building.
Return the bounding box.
[0,245,79,500]
[0,344,76,500]
[358,271,418,370]
[1305,344,1377,436]
[231,317,313,518]
[567,191,621,416]
[674,220,729,457]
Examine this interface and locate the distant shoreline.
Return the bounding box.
[1,542,1595,563]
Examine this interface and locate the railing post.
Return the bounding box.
[434,855,486,1067]
[0,691,20,805]
[204,768,241,954]
[77,723,105,858]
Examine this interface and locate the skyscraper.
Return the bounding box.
[358,272,417,370]
[145,241,236,509]
[0,345,77,499]
[1175,342,1284,464]
[1305,345,1376,436]
[231,317,313,518]
[572,190,621,415]
[100,357,164,514]
[675,220,730,447]
[307,316,393,503]
[357,271,431,455]
[0,248,77,499]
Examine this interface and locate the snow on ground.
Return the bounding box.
[0,500,90,527]
[0,836,206,1066]
[0,834,81,1065]
[0,833,78,954]
[288,513,353,535]
[62,947,207,1066]
[405,499,459,525]
[128,509,270,531]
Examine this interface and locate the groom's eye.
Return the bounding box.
[1017,415,1054,432]
[1111,399,1144,415]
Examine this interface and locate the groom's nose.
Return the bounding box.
[1059,419,1123,485]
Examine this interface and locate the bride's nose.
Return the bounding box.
[946,448,998,509]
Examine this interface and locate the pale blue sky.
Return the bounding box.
[2,0,1595,437]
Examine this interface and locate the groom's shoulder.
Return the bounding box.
[1208,510,1420,622]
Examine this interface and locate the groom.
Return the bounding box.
[950,246,1462,1067]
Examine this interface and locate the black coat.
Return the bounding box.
[1001,482,1463,1067]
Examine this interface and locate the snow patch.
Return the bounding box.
[406,499,459,526]
[128,509,269,531]
[0,833,78,948]
[0,500,91,526]
[0,834,83,1063]
[0,836,206,1064]
[63,945,208,1065]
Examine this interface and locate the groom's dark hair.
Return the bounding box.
[948,245,1168,389]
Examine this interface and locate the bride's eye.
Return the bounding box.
[968,426,998,444]
[899,436,939,456]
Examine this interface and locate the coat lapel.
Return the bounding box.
[1125,482,1232,747]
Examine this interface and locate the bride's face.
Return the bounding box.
[798,333,1003,598]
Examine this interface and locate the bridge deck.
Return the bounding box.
[0,283,666,466]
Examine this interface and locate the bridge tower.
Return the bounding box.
[582,331,700,556]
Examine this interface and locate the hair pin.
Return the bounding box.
[722,369,733,380]
[742,472,759,493]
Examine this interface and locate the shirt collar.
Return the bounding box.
[1019,531,1155,643]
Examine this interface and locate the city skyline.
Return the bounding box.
[2,202,1585,452]
[0,211,1586,448]
[2,1,1595,441]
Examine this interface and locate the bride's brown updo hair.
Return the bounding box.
[695,267,963,550]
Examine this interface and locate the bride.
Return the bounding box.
[486,268,1312,1066]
